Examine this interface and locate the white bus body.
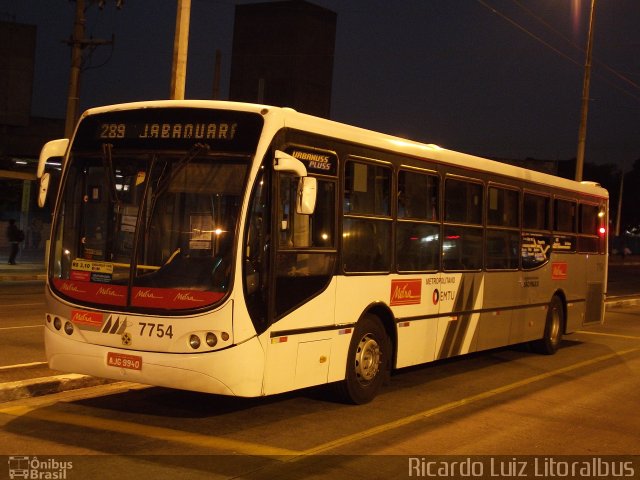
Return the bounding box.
[40,100,608,403]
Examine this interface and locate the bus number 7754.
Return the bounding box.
[138,322,174,339]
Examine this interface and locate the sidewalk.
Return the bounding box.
[0,260,47,282]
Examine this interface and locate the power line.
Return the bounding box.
[476,0,640,103]
[510,0,640,95]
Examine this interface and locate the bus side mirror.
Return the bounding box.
[273,150,316,214]
[37,138,68,209]
[38,138,69,178]
[297,176,317,215]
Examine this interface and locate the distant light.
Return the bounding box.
[14,160,28,165]
[599,227,606,235]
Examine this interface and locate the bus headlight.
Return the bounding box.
[189,334,201,350]
[206,332,217,347]
[53,317,62,330]
[64,321,74,335]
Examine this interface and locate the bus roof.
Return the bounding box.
[80,100,608,199]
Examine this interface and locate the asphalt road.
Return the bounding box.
[0,303,639,479]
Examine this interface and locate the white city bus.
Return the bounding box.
[38,100,608,404]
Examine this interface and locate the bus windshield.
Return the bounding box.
[49,107,263,312]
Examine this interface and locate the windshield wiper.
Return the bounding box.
[145,143,210,234]
[153,142,210,198]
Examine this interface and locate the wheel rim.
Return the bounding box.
[354,333,381,384]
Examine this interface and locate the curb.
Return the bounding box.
[0,374,114,403]
[605,296,640,309]
[0,273,46,282]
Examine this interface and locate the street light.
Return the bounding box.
[575,0,597,182]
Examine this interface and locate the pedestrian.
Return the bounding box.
[6,219,23,265]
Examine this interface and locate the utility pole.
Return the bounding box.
[64,0,116,138]
[575,0,597,182]
[64,0,85,138]
[170,0,191,100]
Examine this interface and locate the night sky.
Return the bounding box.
[2,0,639,171]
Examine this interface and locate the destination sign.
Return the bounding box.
[73,107,263,152]
[98,121,238,141]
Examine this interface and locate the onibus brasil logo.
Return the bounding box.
[8,456,73,479]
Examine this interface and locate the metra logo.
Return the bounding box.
[97,286,125,298]
[135,289,163,299]
[551,262,568,280]
[60,282,86,293]
[71,309,103,326]
[390,279,422,306]
[174,292,204,303]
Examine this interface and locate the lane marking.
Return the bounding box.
[298,347,640,457]
[0,361,47,371]
[0,404,299,457]
[576,330,640,340]
[0,325,42,331]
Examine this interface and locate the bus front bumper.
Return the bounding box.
[44,327,266,397]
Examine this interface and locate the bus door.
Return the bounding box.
[263,171,338,393]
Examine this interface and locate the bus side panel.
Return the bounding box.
[434,272,483,359]
[583,254,607,326]
[561,254,586,332]
[262,278,338,394]
[393,273,440,368]
[476,272,517,351]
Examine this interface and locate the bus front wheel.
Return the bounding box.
[532,295,564,355]
[337,314,390,404]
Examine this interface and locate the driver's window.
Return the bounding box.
[279,175,334,249]
[275,173,336,318]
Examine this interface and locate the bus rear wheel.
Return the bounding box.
[337,314,390,404]
[532,295,564,355]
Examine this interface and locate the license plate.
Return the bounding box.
[107,352,142,371]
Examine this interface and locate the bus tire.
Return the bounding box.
[532,295,564,355]
[337,314,390,404]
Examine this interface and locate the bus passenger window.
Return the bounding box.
[445,178,483,225]
[554,199,577,232]
[523,193,550,230]
[344,161,391,216]
[396,223,439,271]
[486,230,519,270]
[442,226,482,271]
[343,218,391,272]
[398,170,439,220]
[578,203,600,253]
[488,187,519,227]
